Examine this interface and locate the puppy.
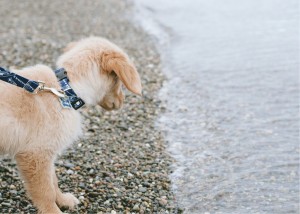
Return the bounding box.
[0,37,141,213]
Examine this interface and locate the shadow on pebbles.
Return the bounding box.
[0,0,183,213]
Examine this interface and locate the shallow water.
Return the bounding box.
[135,0,299,213]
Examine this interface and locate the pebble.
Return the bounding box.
[9,190,17,195]
[104,200,110,205]
[132,204,140,211]
[63,162,75,169]
[127,172,134,178]
[139,187,147,193]
[159,198,168,206]
[88,192,99,198]
[66,169,74,175]
[1,202,11,207]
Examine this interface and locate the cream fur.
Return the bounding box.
[0,64,82,156]
[0,37,141,213]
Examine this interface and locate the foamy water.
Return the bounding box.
[135,0,299,213]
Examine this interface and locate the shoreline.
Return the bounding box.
[0,0,182,213]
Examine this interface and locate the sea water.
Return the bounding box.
[135,0,299,213]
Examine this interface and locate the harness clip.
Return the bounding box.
[35,81,66,98]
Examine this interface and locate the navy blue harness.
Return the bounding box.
[54,68,85,110]
[0,66,85,110]
[0,67,40,93]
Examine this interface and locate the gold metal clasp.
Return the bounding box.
[35,81,66,98]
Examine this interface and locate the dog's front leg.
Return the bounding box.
[15,151,62,214]
[53,170,79,209]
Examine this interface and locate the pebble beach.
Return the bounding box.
[0,1,180,213]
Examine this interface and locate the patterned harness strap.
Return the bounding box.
[0,67,40,93]
[0,67,85,110]
[54,68,85,110]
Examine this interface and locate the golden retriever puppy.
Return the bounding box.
[0,37,141,213]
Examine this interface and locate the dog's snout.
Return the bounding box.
[112,98,123,110]
[99,94,124,111]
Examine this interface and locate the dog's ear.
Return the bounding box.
[64,41,78,52]
[101,51,142,95]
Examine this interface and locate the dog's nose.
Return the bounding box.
[99,95,124,111]
[112,100,122,110]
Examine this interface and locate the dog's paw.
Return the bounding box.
[57,193,80,210]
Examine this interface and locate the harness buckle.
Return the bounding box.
[70,97,85,110]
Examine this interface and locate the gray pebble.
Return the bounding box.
[132,204,140,211]
[66,169,74,175]
[139,187,147,193]
[1,202,11,207]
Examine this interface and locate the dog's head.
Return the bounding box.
[57,37,142,111]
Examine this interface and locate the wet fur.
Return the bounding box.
[0,37,141,213]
